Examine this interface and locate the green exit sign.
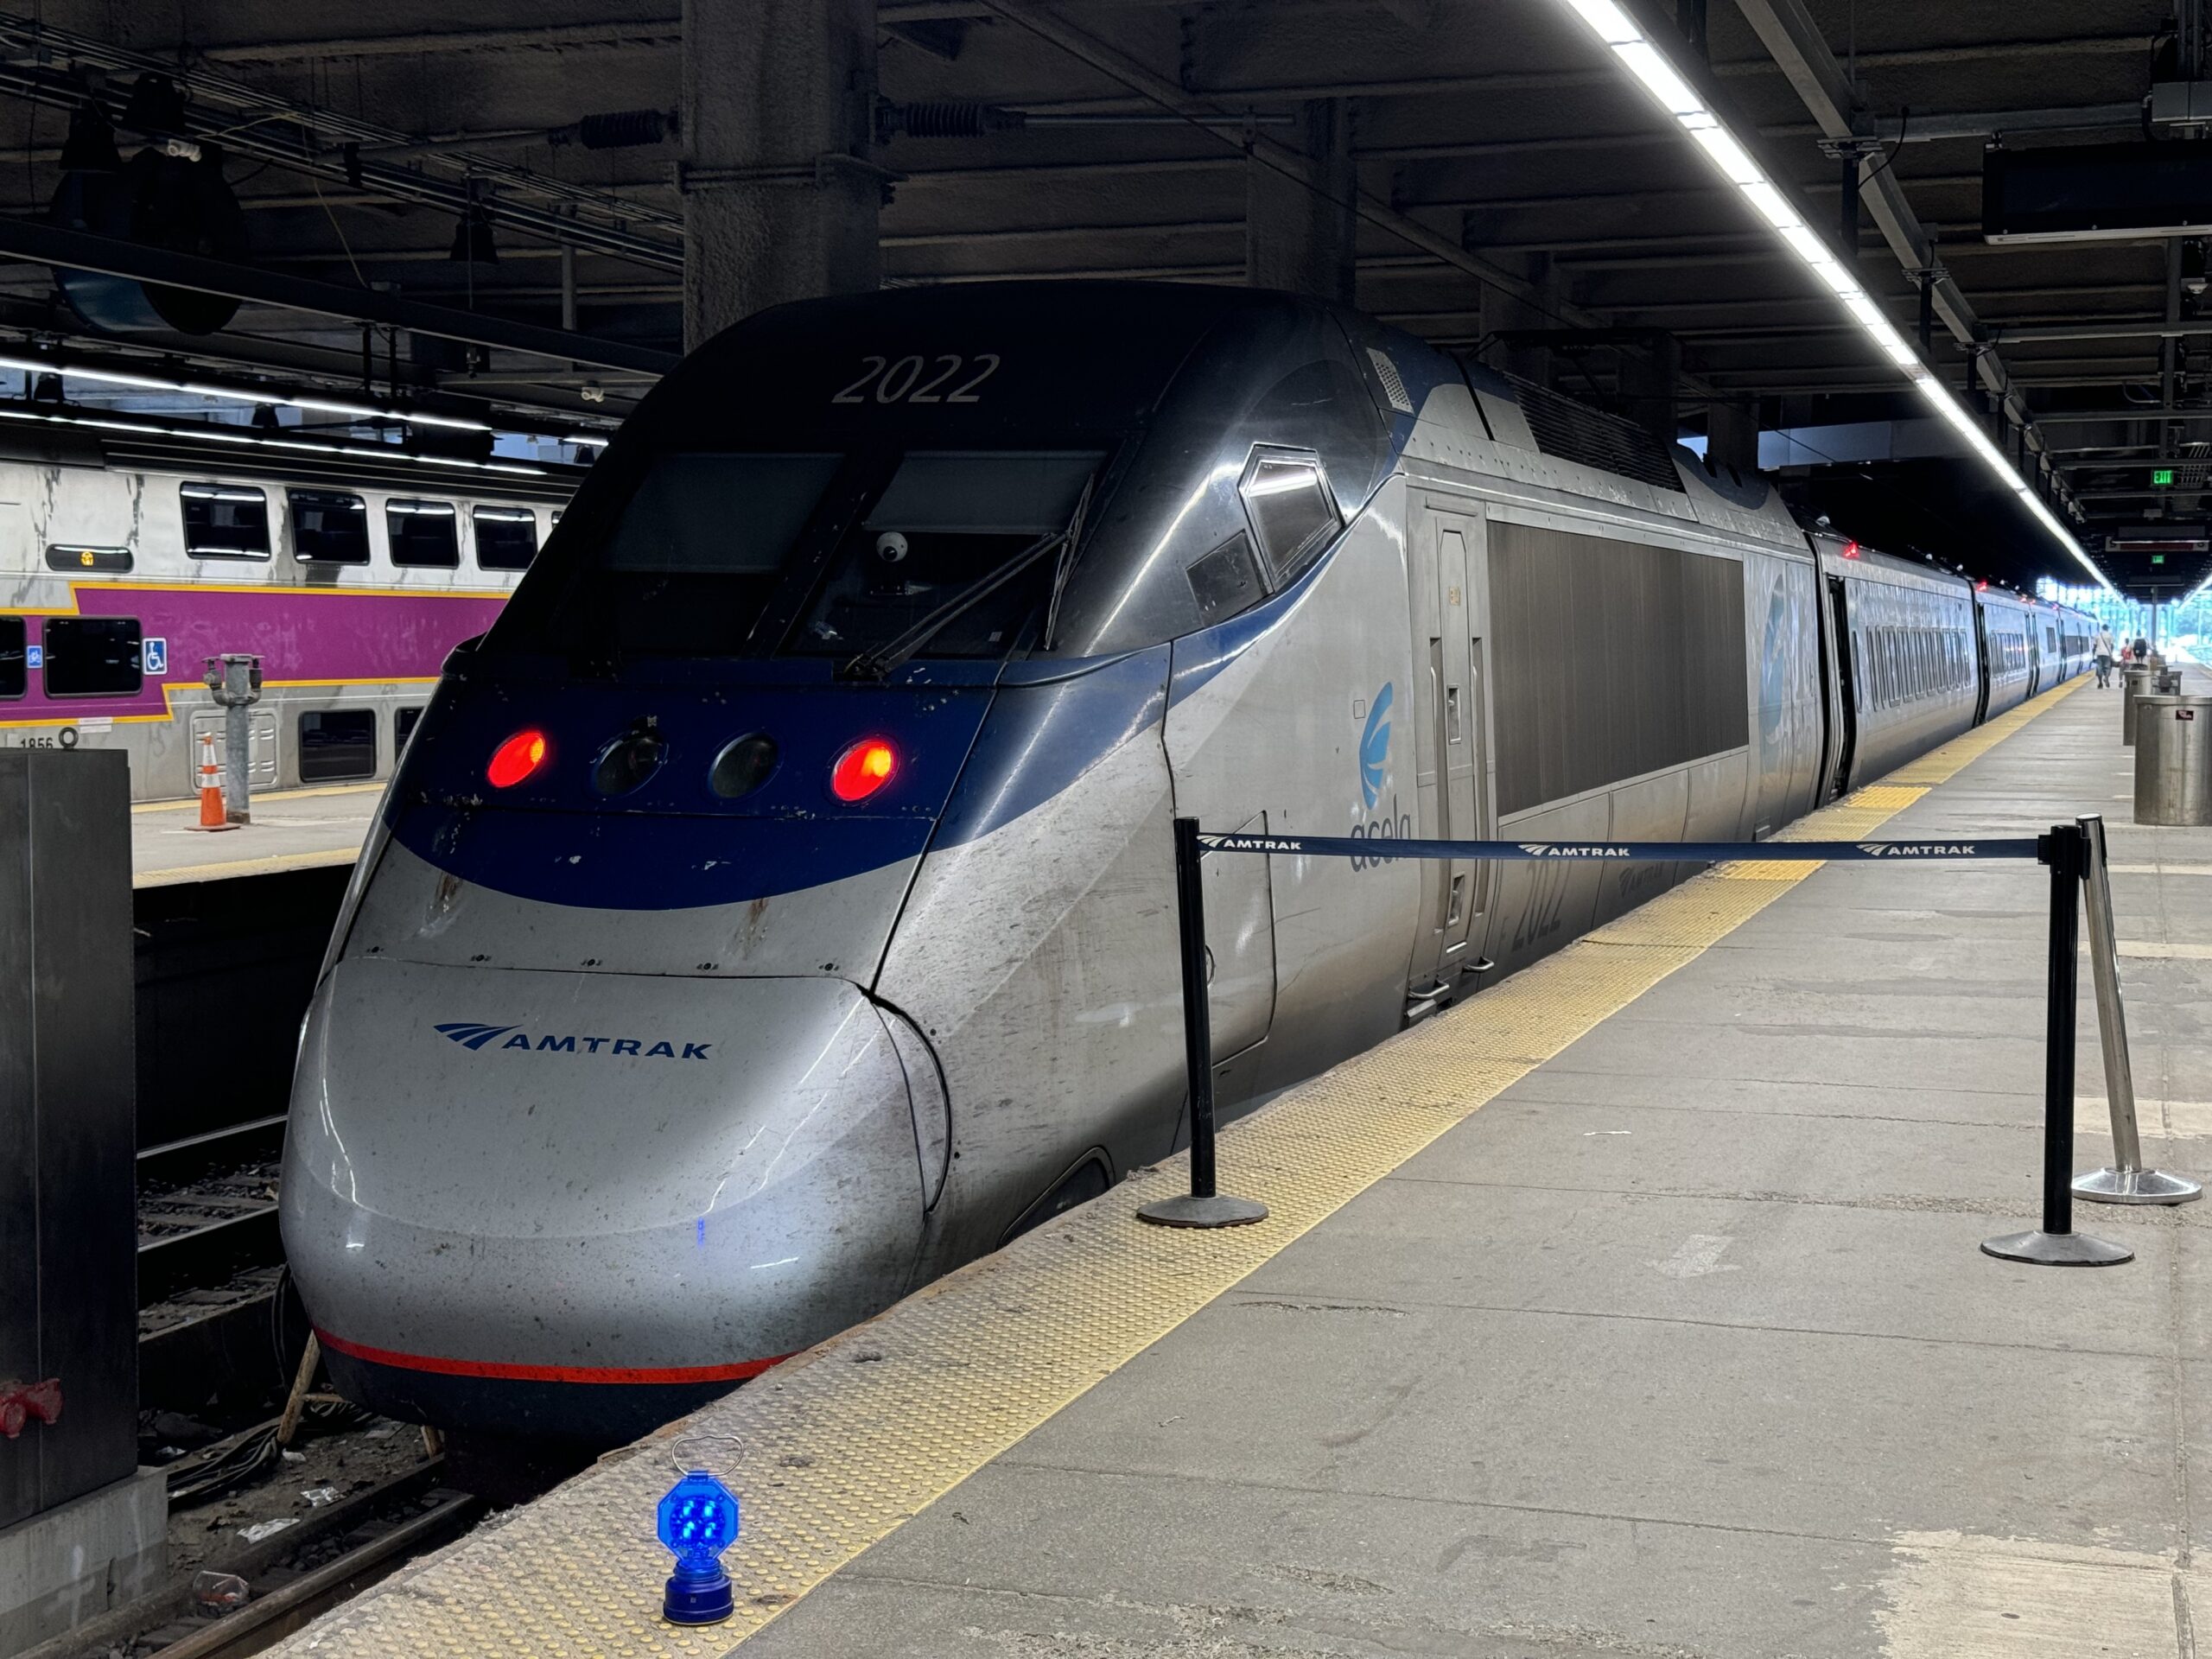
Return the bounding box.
[2154,553,2169,565]
[2155,467,2177,486]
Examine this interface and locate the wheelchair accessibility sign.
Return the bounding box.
[143,638,168,675]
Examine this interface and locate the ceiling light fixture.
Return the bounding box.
[1554,0,2113,593]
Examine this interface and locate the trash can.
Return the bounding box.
[2135,695,2212,824]
[2124,666,2158,743]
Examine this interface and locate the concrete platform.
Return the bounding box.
[130,782,376,888]
[0,1468,165,1656]
[270,670,2212,1659]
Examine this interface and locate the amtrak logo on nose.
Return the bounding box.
[433,1020,713,1059]
[1359,682,1393,810]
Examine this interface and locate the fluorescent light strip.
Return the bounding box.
[0,402,546,478]
[0,351,493,433]
[1550,0,2112,593]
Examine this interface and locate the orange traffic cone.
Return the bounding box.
[195,732,233,831]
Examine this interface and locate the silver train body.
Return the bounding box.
[281,285,2093,1439]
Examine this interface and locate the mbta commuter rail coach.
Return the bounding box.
[281,283,2094,1440]
[0,420,578,798]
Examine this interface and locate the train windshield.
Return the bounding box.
[786,451,1101,663]
[509,447,1103,664]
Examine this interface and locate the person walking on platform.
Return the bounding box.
[2094,626,2115,687]
[2134,636,2152,664]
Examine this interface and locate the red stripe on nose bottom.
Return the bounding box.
[315,1328,790,1386]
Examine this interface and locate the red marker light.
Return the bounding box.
[830,739,898,803]
[488,728,550,788]
[1841,539,1861,558]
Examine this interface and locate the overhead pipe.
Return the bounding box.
[0,215,677,375]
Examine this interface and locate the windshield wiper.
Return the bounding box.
[842,529,1064,679]
[1039,474,1094,652]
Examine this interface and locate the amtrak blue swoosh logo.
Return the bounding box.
[435,1021,518,1051]
[1359,683,1393,810]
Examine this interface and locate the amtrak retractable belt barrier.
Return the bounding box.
[1135,818,1270,1228]
[1156,818,2140,1264]
[2071,813,2201,1205]
[1980,824,2133,1265]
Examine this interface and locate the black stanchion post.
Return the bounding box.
[1983,822,2133,1267]
[1139,817,1268,1230]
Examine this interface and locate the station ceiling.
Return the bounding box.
[3,0,2200,601]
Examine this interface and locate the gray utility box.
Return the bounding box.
[0,750,137,1528]
[2136,695,2212,826]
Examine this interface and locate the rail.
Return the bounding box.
[1142,814,2198,1261]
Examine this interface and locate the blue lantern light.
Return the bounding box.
[657,1469,740,1624]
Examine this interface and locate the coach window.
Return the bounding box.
[0,616,22,697]
[181,483,270,559]
[1237,448,1339,588]
[474,505,538,571]
[43,616,140,696]
[289,490,371,563]
[387,500,460,568]
[298,709,376,782]
[395,706,423,754]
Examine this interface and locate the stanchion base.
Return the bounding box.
[1980,1229,2133,1266]
[1137,1192,1268,1229]
[2073,1166,2203,1205]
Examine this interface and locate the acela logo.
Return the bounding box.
[434,1020,712,1059]
[1359,682,1393,810]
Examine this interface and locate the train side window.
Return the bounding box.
[388,500,460,568]
[298,709,377,782]
[42,616,141,696]
[0,615,22,697]
[1185,531,1266,626]
[289,490,371,563]
[474,506,539,571]
[182,483,270,560]
[1237,448,1338,588]
[395,706,423,753]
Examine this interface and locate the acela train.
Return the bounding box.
[282,283,2093,1440]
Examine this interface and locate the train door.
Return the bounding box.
[188,708,278,791]
[1823,575,1858,798]
[1971,604,1992,723]
[1405,503,1486,1011]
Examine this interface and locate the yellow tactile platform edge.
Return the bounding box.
[276,677,2083,1659]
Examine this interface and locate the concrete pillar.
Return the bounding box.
[680,0,880,350]
[1245,100,1357,304]
[1483,256,1558,387]
[1707,399,1759,472]
[1618,332,1681,447]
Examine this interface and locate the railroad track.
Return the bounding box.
[137,1118,289,1308]
[24,1462,484,1659]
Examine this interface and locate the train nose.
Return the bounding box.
[281,958,933,1439]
